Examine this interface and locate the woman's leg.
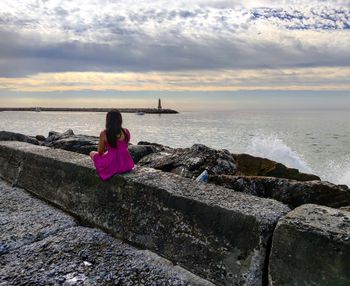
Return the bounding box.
[89,151,98,160]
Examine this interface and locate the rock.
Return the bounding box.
[211,175,350,209]
[44,129,98,155]
[0,130,322,183]
[0,131,39,145]
[0,141,290,285]
[340,206,350,212]
[139,144,238,179]
[139,144,320,182]
[269,204,350,285]
[35,135,46,141]
[128,145,158,164]
[233,153,320,181]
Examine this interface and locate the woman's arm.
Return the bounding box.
[98,131,106,155]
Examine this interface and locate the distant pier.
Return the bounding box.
[0,107,178,114]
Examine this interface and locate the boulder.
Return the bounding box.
[128,144,158,164]
[269,204,350,285]
[233,153,320,181]
[211,175,350,209]
[139,144,238,179]
[138,144,320,182]
[44,129,98,155]
[35,135,46,141]
[0,131,39,145]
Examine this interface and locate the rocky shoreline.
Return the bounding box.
[0,130,349,285]
[1,129,349,211]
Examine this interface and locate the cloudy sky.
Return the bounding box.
[0,0,349,109]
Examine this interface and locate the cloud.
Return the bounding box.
[0,0,349,77]
[1,67,349,92]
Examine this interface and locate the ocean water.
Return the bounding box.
[0,109,349,187]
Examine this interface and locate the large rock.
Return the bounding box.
[139,143,320,182]
[0,141,290,285]
[233,153,320,181]
[269,204,350,286]
[128,144,158,164]
[0,131,39,145]
[139,144,238,179]
[211,175,350,209]
[44,129,99,155]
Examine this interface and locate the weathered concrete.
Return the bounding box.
[211,175,350,209]
[0,141,290,285]
[0,180,213,286]
[269,204,350,286]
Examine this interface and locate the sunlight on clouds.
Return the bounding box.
[0,67,349,92]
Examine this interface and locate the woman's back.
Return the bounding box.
[92,128,134,180]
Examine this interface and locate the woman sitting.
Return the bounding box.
[90,110,134,180]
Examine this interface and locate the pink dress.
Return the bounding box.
[92,129,134,181]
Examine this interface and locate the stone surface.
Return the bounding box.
[1,130,322,182]
[0,181,77,255]
[139,144,238,179]
[0,180,213,286]
[0,141,290,285]
[44,129,99,155]
[128,144,158,164]
[35,134,46,141]
[233,153,320,181]
[0,130,39,145]
[211,175,350,209]
[139,143,320,181]
[269,204,350,286]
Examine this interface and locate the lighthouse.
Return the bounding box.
[158,98,162,110]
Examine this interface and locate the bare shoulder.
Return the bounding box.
[99,130,107,139]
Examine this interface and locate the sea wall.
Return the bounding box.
[269,204,350,285]
[1,140,349,286]
[0,141,289,286]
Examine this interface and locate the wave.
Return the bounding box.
[246,134,350,187]
[322,158,350,187]
[246,134,313,173]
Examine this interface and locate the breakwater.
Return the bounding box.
[0,179,212,285]
[0,107,179,114]
[0,140,349,285]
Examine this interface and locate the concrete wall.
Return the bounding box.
[1,141,349,286]
[0,141,289,286]
[269,204,350,286]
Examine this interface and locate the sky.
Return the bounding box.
[0,0,349,110]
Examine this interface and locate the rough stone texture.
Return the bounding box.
[0,181,77,255]
[128,144,158,164]
[232,153,320,181]
[1,130,321,182]
[0,141,290,286]
[340,206,350,212]
[139,143,319,182]
[139,144,238,179]
[211,175,350,209]
[269,204,350,286]
[0,180,213,286]
[44,129,99,155]
[0,130,39,145]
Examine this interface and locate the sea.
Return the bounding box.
[1,109,349,187]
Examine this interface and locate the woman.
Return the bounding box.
[90,110,134,180]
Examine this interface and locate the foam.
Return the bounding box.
[246,134,350,187]
[246,135,313,173]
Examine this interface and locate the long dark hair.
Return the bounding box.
[106,110,123,148]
